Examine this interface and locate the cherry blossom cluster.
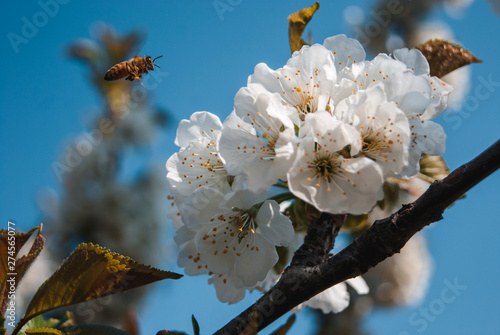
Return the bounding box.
[166,35,451,309]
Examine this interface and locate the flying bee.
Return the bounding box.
[104,55,163,82]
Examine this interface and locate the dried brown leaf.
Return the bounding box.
[288,2,320,54]
[0,225,44,315]
[415,39,482,78]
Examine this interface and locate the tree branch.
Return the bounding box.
[291,213,346,267]
[214,138,500,335]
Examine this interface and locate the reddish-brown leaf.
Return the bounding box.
[415,39,482,78]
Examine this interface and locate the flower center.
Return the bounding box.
[308,155,340,183]
[228,209,258,243]
[276,69,321,120]
[362,136,391,156]
[358,118,400,165]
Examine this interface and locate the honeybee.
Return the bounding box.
[104,55,162,82]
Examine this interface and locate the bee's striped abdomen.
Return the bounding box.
[104,62,131,81]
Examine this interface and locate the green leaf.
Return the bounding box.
[191,315,200,335]
[23,315,62,330]
[415,39,482,78]
[22,312,76,332]
[270,314,296,335]
[288,2,320,54]
[15,243,182,334]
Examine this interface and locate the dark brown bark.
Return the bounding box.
[290,213,346,267]
[214,138,500,335]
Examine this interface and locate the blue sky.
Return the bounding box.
[1,1,499,334]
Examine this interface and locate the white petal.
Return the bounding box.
[179,187,226,231]
[383,72,431,114]
[221,87,296,191]
[194,226,235,275]
[219,125,261,176]
[300,110,336,138]
[234,84,293,125]
[411,120,447,155]
[166,194,184,228]
[249,63,286,99]
[274,128,298,180]
[167,138,230,198]
[175,111,222,148]
[345,86,411,174]
[393,48,430,76]
[242,159,280,193]
[423,76,453,120]
[323,34,366,73]
[222,189,268,210]
[222,110,255,134]
[173,224,194,248]
[307,282,350,314]
[249,48,338,124]
[346,276,369,295]
[256,200,294,246]
[288,134,384,215]
[235,238,278,287]
[300,112,362,155]
[177,233,209,276]
[209,271,247,304]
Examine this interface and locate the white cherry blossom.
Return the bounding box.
[332,54,410,117]
[219,85,297,192]
[295,277,369,314]
[166,112,231,201]
[344,85,411,176]
[288,112,384,214]
[393,48,453,120]
[166,137,230,201]
[248,44,337,124]
[174,111,223,149]
[164,33,452,306]
[330,53,446,177]
[180,187,294,287]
